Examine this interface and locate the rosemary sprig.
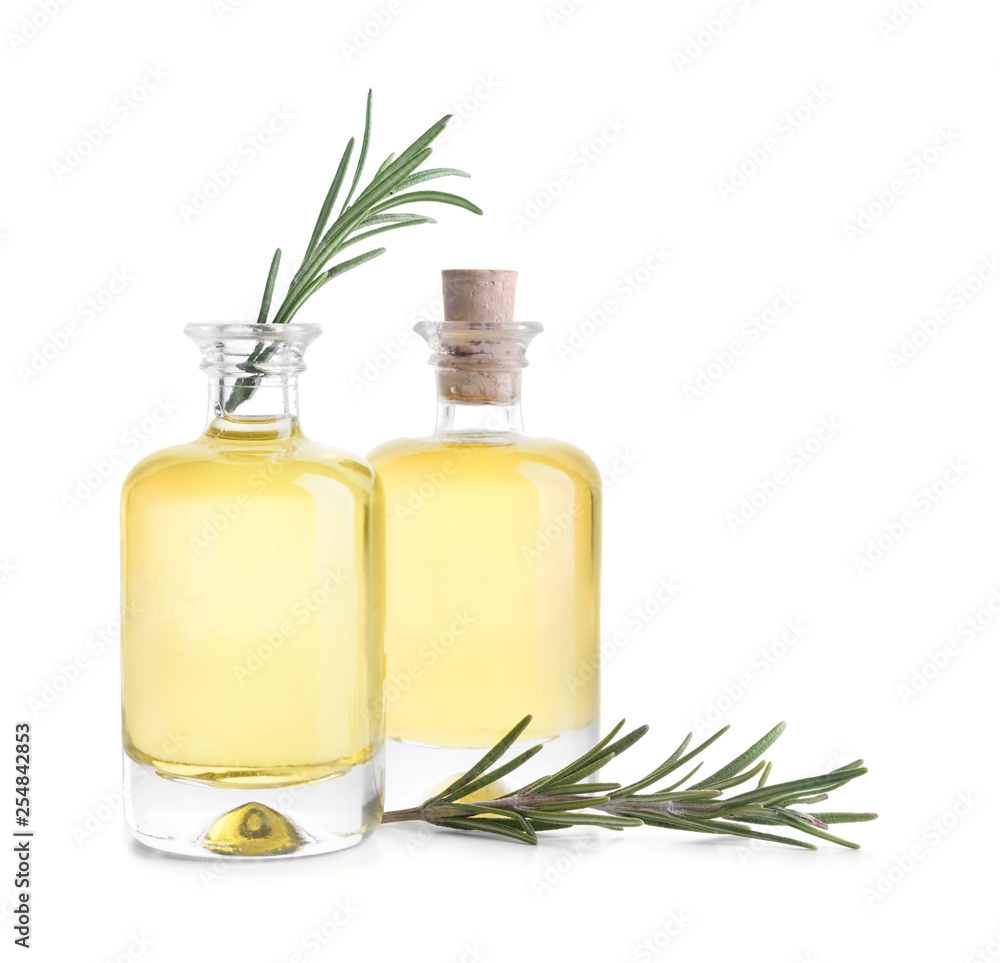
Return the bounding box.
[382,716,877,849]
[224,90,481,413]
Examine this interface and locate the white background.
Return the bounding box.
[3,0,999,960]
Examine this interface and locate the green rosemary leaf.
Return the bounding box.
[725,768,867,807]
[637,789,721,801]
[303,138,355,264]
[529,796,613,813]
[517,819,573,833]
[525,811,643,830]
[533,720,626,789]
[833,759,865,772]
[528,720,641,793]
[770,811,861,850]
[723,811,787,826]
[435,817,537,845]
[373,152,395,178]
[662,733,694,767]
[688,759,768,793]
[666,727,732,772]
[255,248,282,324]
[757,760,772,788]
[545,783,621,795]
[585,719,628,756]
[276,272,333,325]
[395,167,471,191]
[278,245,386,323]
[610,737,697,797]
[689,722,786,790]
[438,744,543,802]
[655,763,704,793]
[602,724,651,760]
[628,808,723,831]
[347,148,435,217]
[359,213,434,226]
[324,246,388,280]
[340,216,437,249]
[546,751,616,788]
[765,774,869,809]
[222,378,256,415]
[439,804,536,838]
[387,114,451,171]
[510,775,555,796]
[426,715,533,804]
[645,811,819,850]
[370,189,484,217]
[696,819,820,851]
[809,811,879,824]
[616,725,730,796]
[339,89,373,214]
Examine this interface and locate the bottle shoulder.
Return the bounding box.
[122,432,376,499]
[369,434,601,490]
[122,439,207,492]
[296,439,377,489]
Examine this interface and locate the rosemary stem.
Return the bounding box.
[380,807,424,824]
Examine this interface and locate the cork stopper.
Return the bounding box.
[442,269,518,325]
[415,269,541,406]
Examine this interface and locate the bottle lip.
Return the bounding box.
[184,322,322,344]
[413,321,544,354]
[415,319,543,374]
[184,323,321,378]
[414,319,543,337]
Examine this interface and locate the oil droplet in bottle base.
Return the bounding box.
[202,802,306,857]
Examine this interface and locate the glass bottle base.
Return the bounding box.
[384,721,601,812]
[124,749,383,859]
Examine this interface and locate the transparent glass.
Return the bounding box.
[369,319,601,809]
[121,323,384,858]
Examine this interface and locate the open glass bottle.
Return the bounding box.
[121,323,384,858]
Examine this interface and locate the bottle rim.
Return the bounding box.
[184,322,322,344]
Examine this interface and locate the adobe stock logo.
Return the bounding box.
[852,459,970,575]
[672,0,757,72]
[843,127,959,243]
[7,0,73,54]
[876,0,934,39]
[683,288,798,402]
[339,1,406,62]
[510,118,627,233]
[178,107,295,222]
[716,86,833,200]
[17,269,134,384]
[725,418,842,532]
[886,256,1000,371]
[51,66,168,181]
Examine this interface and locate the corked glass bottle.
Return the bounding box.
[369,270,601,807]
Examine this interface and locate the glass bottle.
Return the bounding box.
[121,323,383,858]
[368,270,601,808]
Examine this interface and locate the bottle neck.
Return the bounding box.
[206,375,301,440]
[434,370,523,436]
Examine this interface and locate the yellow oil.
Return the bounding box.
[203,802,305,857]
[368,436,601,748]
[121,420,383,789]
